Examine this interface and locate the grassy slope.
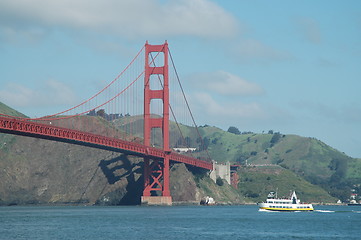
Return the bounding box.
[346,158,361,180]
[0,102,27,117]
[112,117,361,202]
[237,165,336,203]
[181,126,360,201]
[199,126,358,181]
[0,102,27,161]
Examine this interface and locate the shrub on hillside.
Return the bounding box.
[216,177,224,186]
[227,126,241,135]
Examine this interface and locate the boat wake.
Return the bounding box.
[258,209,272,212]
[314,210,335,213]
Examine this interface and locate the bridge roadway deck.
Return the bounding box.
[0,116,213,170]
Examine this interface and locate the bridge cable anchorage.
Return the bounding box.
[168,49,212,162]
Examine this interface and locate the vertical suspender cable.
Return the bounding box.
[168,49,212,161]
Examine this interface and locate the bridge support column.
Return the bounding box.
[142,41,172,206]
[141,155,172,206]
[163,154,170,197]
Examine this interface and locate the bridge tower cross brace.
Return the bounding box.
[142,41,172,205]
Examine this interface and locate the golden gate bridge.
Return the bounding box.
[0,41,213,205]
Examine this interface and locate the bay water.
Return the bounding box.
[1,205,360,239]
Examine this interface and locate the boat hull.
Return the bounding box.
[259,191,314,211]
[259,206,314,211]
[258,202,313,211]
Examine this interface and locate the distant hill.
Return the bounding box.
[0,102,27,118]
[117,119,361,202]
[237,165,336,203]
[179,125,361,202]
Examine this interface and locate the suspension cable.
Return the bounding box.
[35,70,145,121]
[31,45,146,121]
[149,51,185,150]
[168,48,212,161]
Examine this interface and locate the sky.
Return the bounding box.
[0,0,360,158]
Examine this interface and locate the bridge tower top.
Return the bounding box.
[143,41,169,152]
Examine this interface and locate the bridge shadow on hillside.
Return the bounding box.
[98,155,143,205]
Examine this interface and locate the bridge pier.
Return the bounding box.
[141,196,172,206]
[141,155,172,205]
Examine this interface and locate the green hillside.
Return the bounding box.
[237,165,336,203]
[188,126,360,201]
[112,116,361,202]
[0,102,27,118]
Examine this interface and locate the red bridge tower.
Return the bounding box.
[141,41,172,205]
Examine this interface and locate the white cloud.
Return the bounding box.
[0,26,47,44]
[294,101,361,124]
[210,71,264,96]
[295,17,321,44]
[182,71,292,129]
[0,80,78,108]
[231,39,294,64]
[192,92,265,119]
[0,0,239,39]
[181,71,271,127]
[188,71,264,96]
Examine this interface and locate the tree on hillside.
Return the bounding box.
[227,126,241,135]
[96,109,106,118]
[198,137,210,151]
[270,132,281,146]
[184,136,192,147]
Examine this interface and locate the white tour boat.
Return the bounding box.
[258,191,313,211]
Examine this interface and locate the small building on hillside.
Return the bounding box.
[173,147,197,153]
[210,161,231,185]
